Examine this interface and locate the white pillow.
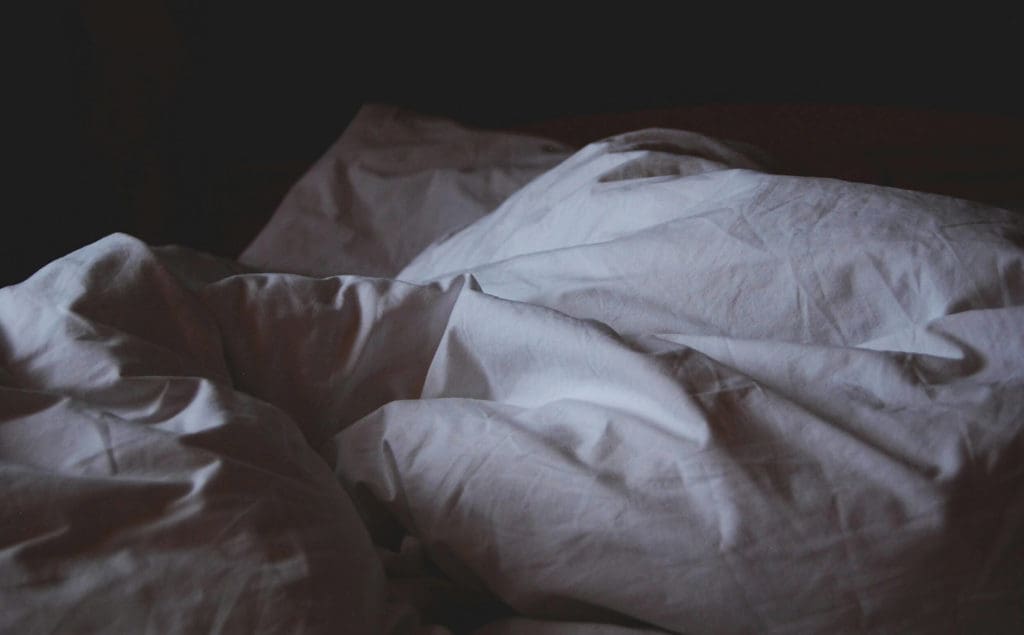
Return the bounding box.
[240,104,572,277]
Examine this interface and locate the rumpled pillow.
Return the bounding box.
[240,103,573,277]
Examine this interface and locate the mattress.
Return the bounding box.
[2,104,1022,633]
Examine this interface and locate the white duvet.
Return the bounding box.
[2,105,1022,634]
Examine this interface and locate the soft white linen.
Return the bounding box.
[0,240,397,633]
[2,105,1023,633]
[239,103,573,278]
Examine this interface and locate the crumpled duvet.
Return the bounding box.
[2,105,1022,634]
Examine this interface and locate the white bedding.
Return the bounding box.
[2,105,1022,633]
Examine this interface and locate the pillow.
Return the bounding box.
[239,103,572,277]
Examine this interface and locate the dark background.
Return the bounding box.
[10,3,1024,287]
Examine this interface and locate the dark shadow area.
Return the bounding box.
[8,3,1023,287]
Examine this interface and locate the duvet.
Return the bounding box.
[2,105,1022,634]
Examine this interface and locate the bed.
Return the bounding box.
[2,103,1023,633]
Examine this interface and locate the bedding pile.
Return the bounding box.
[2,105,1022,633]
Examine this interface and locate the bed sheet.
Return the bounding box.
[2,105,1023,634]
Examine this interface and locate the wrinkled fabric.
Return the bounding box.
[356,116,1023,632]
[3,105,1024,633]
[240,103,573,278]
[0,239,394,634]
